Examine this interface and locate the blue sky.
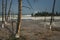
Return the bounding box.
[0,0,60,14]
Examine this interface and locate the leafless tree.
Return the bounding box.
[15,0,35,38]
[2,0,5,28]
[15,0,22,38]
[8,0,12,21]
[50,0,56,30]
[5,0,7,22]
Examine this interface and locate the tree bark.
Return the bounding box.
[2,0,5,28]
[50,0,56,29]
[5,0,7,22]
[8,0,12,21]
[15,0,22,38]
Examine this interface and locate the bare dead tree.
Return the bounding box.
[5,0,7,22]
[15,0,22,38]
[50,0,56,30]
[2,0,5,28]
[8,0,12,21]
[15,0,37,38]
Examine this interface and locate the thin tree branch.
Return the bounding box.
[22,6,31,9]
[26,0,33,9]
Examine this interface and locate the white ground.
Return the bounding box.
[0,15,60,27]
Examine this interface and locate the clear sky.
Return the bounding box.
[0,0,60,14]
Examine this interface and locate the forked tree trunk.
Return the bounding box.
[15,0,22,38]
[50,0,56,30]
[2,0,5,28]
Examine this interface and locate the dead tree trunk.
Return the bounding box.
[8,0,12,21]
[5,0,7,22]
[15,0,22,38]
[50,0,56,30]
[2,0,5,28]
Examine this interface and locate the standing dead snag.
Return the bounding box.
[5,0,7,24]
[2,0,5,28]
[15,0,22,38]
[8,0,12,21]
[50,0,56,30]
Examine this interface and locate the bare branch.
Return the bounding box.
[26,0,33,9]
[22,6,31,9]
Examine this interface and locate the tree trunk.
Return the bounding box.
[50,0,56,30]
[8,0,12,21]
[15,0,22,38]
[5,0,7,22]
[2,0,5,28]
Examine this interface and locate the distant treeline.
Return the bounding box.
[31,12,60,16]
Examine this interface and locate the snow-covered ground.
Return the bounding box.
[0,15,60,27]
[0,15,60,21]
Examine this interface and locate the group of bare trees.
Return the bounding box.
[2,0,12,28]
[16,0,56,38]
[1,0,56,38]
[50,0,56,30]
